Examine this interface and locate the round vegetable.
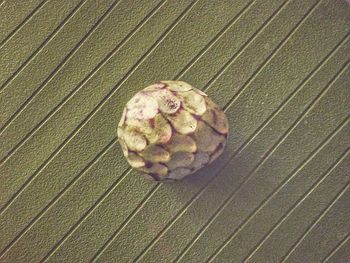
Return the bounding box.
[118,81,229,182]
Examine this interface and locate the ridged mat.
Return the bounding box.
[0,0,349,262]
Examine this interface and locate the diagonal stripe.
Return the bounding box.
[0,0,167,215]
[0,0,121,133]
[0,138,117,257]
[208,62,349,261]
[22,0,344,262]
[0,0,48,49]
[40,0,278,260]
[136,1,323,260]
[0,0,259,259]
[90,185,160,262]
[323,231,350,262]
[0,0,166,165]
[179,62,350,263]
[172,3,332,262]
[202,0,290,92]
[0,0,87,93]
[281,181,350,262]
[91,1,299,260]
[243,146,350,262]
[174,0,257,79]
[134,33,350,261]
[223,0,321,110]
[1,0,344,260]
[1,0,347,262]
[205,61,350,262]
[40,168,133,262]
[31,1,201,260]
[208,119,350,262]
[226,32,349,161]
[0,1,179,254]
[87,2,344,261]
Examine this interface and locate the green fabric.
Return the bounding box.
[0,0,349,262]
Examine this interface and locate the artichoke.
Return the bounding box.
[117,81,229,182]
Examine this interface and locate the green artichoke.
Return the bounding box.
[117,81,229,182]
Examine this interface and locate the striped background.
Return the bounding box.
[0,0,349,262]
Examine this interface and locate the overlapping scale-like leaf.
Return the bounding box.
[118,81,228,182]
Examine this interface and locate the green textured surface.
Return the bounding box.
[0,0,349,262]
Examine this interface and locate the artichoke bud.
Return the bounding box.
[118,81,229,181]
